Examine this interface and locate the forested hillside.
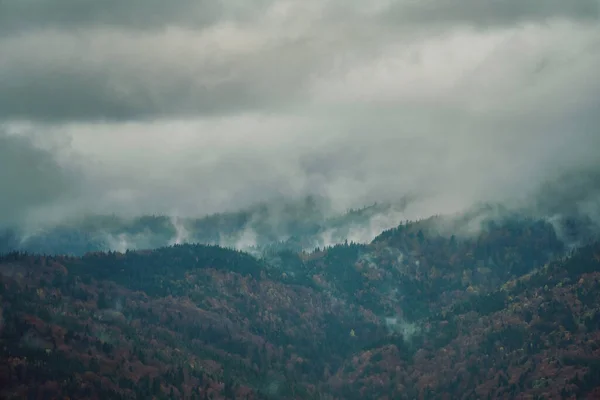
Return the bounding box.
[1,215,600,399]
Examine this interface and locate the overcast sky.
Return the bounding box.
[1,0,599,226]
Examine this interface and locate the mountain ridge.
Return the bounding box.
[1,210,600,399]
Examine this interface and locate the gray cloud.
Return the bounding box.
[1,0,596,35]
[0,0,599,229]
[0,132,77,226]
[0,27,318,121]
[384,0,600,28]
[0,0,227,33]
[0,1,599,122]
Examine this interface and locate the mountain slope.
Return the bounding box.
[0,217,599,399]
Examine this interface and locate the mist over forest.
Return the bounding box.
[1,1,600,399]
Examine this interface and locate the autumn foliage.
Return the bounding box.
[1,218,599,399]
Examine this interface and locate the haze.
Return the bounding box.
[1,0,599,227]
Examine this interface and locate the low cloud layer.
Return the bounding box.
[1,0,599,227]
